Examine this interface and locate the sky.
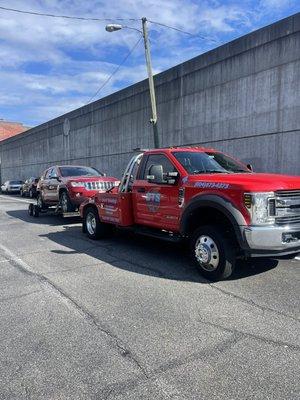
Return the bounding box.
[0,0,299,127]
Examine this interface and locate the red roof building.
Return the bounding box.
[0,120,30,141]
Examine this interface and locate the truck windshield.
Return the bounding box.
[172,151,250,174]
[59,166,103,177]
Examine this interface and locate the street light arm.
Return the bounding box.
[122,25,143,34]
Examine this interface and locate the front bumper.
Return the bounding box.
[69,190,99,205]
[242,224,300,256]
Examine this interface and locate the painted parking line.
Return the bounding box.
[295,256,300,261]
[0,195,33,204]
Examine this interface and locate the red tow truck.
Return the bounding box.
[80,147,300,280]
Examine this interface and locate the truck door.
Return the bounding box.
[133,154,181,231]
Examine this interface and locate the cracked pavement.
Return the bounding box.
[0,195,299,399]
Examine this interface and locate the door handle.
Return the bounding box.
[137,187,146,193]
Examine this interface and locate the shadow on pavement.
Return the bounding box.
[42,224,279,283]
[6,208,279,282]
[6,209,81,227]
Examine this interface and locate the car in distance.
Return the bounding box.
[1,180,24,194]
[37,165,118,213]
[21,177,40,198]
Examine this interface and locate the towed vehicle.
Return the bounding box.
[36,165,118,214]
[80,147,300,281]
[21,177,40,198]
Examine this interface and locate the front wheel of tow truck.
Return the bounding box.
[190,225,236,281]
[83,207,111,240]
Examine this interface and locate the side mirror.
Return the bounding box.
[147,164,163,183]
[247,164,253,172]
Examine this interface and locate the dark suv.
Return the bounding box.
[21,177,39,198]
[36,165,118,213]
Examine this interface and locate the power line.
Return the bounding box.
[86,36,142,104]
[0,6,218,43]
[0,5,138,22]
[148,20,219,43]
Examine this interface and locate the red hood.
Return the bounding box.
[188,173,300,192]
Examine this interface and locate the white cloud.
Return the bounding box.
[0,0,290,126]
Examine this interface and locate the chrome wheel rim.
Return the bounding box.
[195,235,220,271]
[86,212,96,235]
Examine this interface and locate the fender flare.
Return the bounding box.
[80,198,98,218]
[180,194,247,248]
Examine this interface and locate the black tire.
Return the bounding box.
[36,193,47,210]
[190,225,236,281]
[83,206,111,240]
[59,191,75,213]
[28,204,34,216]
[33,205,40,217]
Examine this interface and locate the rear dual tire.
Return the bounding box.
[190,225,236,281]
[83,207,112,240]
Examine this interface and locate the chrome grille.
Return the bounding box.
[84,181,114,191]
[275,189,300,225]
[276,216,300,225]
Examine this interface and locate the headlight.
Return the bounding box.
[70,181,85,187]
[244,192,275,225]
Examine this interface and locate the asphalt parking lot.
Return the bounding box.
[0,194,299,400]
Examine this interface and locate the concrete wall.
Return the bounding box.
[1,13,300,181]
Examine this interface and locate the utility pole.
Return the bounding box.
[105,18,159,148]
[141,17,159,148]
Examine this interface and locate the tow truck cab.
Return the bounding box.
[80,147,300,280]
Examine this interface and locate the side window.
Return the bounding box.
[143,154,177,183]
[45,168,52,179]
[128,158,141,192]
[49,167,58,179]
